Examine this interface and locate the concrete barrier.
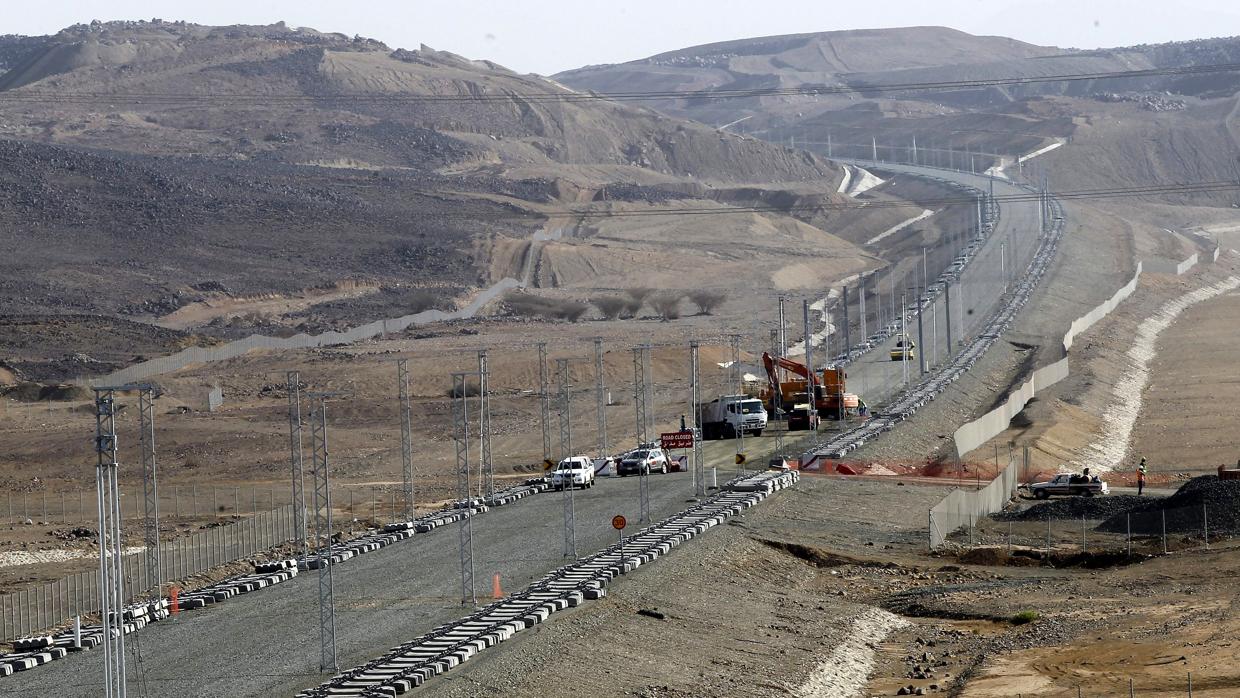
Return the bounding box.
[934,243,1210,548]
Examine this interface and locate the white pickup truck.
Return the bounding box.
[550,456,596,490]
[1022,473,1109,499]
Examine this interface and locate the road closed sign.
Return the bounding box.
[660,431,694,450]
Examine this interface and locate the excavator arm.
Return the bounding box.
[762,352,819,390]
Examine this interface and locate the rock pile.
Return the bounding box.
[1099,476,1240,534]
[993,495,1149,522]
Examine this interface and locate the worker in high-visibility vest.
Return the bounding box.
[1137,457,1148,496]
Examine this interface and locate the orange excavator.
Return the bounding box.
[761,352,860,422]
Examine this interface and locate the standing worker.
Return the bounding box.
[1137,457,1148,496]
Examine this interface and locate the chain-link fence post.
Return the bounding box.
[1203,503,1209,549]
[1162,509,1168,554]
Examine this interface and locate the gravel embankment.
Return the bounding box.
[993,495,1152,522]
[1099,476,1240,533]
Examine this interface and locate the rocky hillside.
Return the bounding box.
[0,20,854,323]
[558,28,1240,169]
[0,20,836,182]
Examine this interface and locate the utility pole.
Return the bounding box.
[594,338,607,462]
[729,334,744,472]
[690,341,705,498]
[944,281,954,354]
[287,371,307,555]
[93,388,128,698]
[901,294,910,385]
[633,345,651,522]
[842,285,851,359]
[307,391,341,673]
[802,299,813,373]
[914,287,927,376]
[538,342,551,467]
[859,274,867,344]
[557,359,577,558]
[872,136,878,163]
[1000,241,1008,294]
[397,360,415,521]
[477,349,494,500]
[777,295,788,358]
[138,386,160,592]
[450,373,478,607]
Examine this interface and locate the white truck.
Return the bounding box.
[699,395,767,440]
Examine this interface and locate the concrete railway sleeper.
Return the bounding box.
[801,172,1065,464]
[0,480,550,680]
[297,471,800,698]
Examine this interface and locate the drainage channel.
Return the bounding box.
[0,480,550,679]
[803,175,1064,462]
[297,470,800,697]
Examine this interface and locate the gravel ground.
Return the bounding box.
[406,476,946,697]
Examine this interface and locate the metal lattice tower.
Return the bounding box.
[477,350,494,500]
[690,341,705,498]
[308,395,337,673]
[397,360,415,521]
[557,359,577,558]
[286,371,308,555]
[633,345,651,522]
[594,338,607,460]
[729,335,744,472]
[729,335,741,392]
[632,347,647,445]
[538,343,551,465]
[93,389,128,698]
[452,372,478,607]
[138,386,160,592]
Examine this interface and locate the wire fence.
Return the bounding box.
[947,501,1221,558]
[0,503,295,641]
[3,483,416,527]
[1017,673,1202,697]
[0,482,415,642]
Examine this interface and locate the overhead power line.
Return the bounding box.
[2,62,1239,105]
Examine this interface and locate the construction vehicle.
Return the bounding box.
[698,395,767,440]
[890,335,915,362]
[760,353,860,421]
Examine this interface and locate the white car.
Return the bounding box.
[551,456,596,489]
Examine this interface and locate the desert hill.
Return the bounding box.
[0,21,906,380]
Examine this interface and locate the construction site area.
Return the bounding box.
[3,13,1240,698]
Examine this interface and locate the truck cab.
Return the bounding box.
[699,395,767,440]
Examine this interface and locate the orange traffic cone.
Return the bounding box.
[492,573,503,599]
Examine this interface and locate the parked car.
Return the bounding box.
[617,448,670,476]
[1021,472,1108,499]
[550,456,596,490]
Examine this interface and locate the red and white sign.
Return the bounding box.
[660,431,695,450]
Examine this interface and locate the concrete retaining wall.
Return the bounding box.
[952,262,1142,459]
[933,243,1209,548]
[929,457,1020,548]
[1145,253,1198,275]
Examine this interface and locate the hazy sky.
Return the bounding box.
[9,1,1240,75]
